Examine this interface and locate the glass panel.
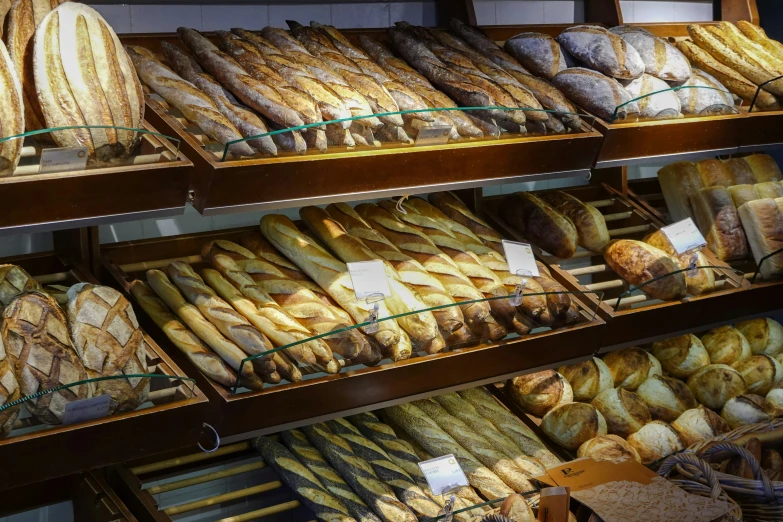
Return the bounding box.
[749,75,783,113]
[610,86,738,124]
[750,246,783,283]
[425,490,541,522]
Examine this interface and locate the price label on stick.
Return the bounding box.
[415,125,453,146]
[502,240,540,277]
[40,146,88,174]
[62,394,111,425]
[661,218,707,255]
[347,260,392,300]
[418,454,469,496]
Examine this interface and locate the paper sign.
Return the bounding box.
[415,125,453,146]
[418,454,469,495]
[40,146,89,174]
[62,394,111,425]
[502,240,540,277]
[661,218,707,255]
[347,260,392,300]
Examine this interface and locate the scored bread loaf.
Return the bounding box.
[658,161,705,222]
[541,402,608,450]
[500,192,577,259]
[130,280,237,387]
[540,191,609,252]
[503,32,566,80]
[643,229,715,296]
[623,73,682,119]
[0,264,41,312]
[0,329,20,437]
[676,69,736,115]
[557,25,644,79]
[714,22,783,85]
[690,187,749,261]
[603,240,687,300]
[701,325,751,366]
[738,199,783,280]
[2,292,90,425]
[0,39,24,176]
[254,436,358,522]
[552,67,639,121]
[610,26,691,82]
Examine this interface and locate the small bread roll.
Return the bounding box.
[732,354,783,395]
[701,326,752,365]
[541,402,608,450]
[627,421,684,465]
[577,434,642,463]
[721,394,777,429]
[651,334,710,379]
[735,318,783,356]
[766,382,783,412]
[591,388,651,438]
[558,357,614,401]
[499,494,535,522]
[637,374,698,423]
[672,405,730,447]
[687,364,747,410]
[603,348,662,390]
[507,370,573,417]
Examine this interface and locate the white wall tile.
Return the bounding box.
[631,1,675,23]
[201,5,269,31]
[331,3,390,28]
[390,1,437,27]
[544,0,577,23]
[495,1,546,25]
[473,0,496,25]
[674,1,713,22]
[88,3,131,33]
[269,4,331,28]
[130,4,202,33]
[619,1,635,22]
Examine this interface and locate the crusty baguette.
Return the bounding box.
[429,192,504,253]
[715,22,783,81]
[603,240,687,300]
[130,280,237,387]
[254,436,358,522]
[540,191,610,252]
[146,269,264,390]
[166,261,280,382]
[690,187,749,261]
[737,199,783,280]
[500,192,578,259]
[737,21,783,62]
[0,39,23,176]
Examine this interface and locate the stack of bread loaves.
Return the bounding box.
[0,265,151,438]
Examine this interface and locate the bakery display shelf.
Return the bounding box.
[738,108,783,153]
[0,252,210,491]
[100,225,605,441]
[481,184,779,349]
[0,122,192,235]
[627,177,671,224]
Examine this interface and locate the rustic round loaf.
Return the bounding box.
[503,32,567,80]
[603,240,686,301]
[637,374,698,423]
[677,69,735,115]
[622,73,682,120]
[651,334,710,379]
[732,354,783,396]
[0,264,41,312]
[610,26,692,82]
[643,230,715,296]
[766,383,783,412]
[558,357,614,401]
[672,405,730,447]
[735,318,783,356]
[541,402,607,450]
[499,494,535,522]
[2,292,91,425]
[701,326,752,365]
[577,434,641,463]
[686,364,747,410]
[508,370,573,417]
[603,347,662,390]
[626,421,684,465]
[721,394,777,429]
[556,25,644,79]
[591,387,651,437]
[66,283,149,413]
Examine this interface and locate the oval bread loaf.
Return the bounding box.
[636,374,697,423]
[0,39,24,176]
[671,405,730,447]
[677,69,735,115]
[577,434,641,463]
[558,357,613,401]
[591,387,651,438]
[557,25,644,79]
[622,73,681,119]
[603,347,662,390]
[721,394,776,429]
[732,354,783,396]
[541,402,607,450]
[500,192,577,259]
[603,240,686,301]
[503,32,566,80]
[507,370,573,417]
[735,318,783,356]
[643,229,715,296]
[701,325,752,365]
[651,334,710,379]
[626,421,683,464]
[687,364,747,410]
[610,26,691,82]
[540,191,609,252]
[552,67,639,121]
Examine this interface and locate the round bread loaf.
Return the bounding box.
[721,394,777,429]
[701,326,752,365]
[558,357,613,401]
[672,405,730,447]
[735,318,783,356]
[686,364,747,410]
[732,354,783,396]
[507,370,573,417]
[540,402,607,450]
[767,382,783,411]
[651,334,710,379]
[499,494,535,522]
[603,347,662,390]
[591,387,651,437]
[626,421,684,464]
[622,73,682,120]
[637,374,698,423]
[603,240,686,301]
[577,434,642,463]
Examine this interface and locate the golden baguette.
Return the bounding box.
[737,21,783,62]
[0,39,23,176]
[146,269,264,390]
[130,280,238,387]
[716,22,783,74]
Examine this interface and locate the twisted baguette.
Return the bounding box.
[254,436,357,522]
[130,280,237,387]
[302,423,418,522]
[146,269,264,390]
[382,403,515,500]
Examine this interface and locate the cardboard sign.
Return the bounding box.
[661,218,707,255]
[418,454,469,496]
[62,394,111,425]
[40,146,89,174]
[502,240,540,277]
[347,260,392,300]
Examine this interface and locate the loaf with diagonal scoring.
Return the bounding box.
[0,264,41,313]
[66,284,149,413]
[0,330,20,437]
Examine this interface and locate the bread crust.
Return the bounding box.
[690,187,748,261]
[541,191,609,252]
[603,240,686,300]
[557,25,644,79]
[500,192,578,259]
[552,67,638,121]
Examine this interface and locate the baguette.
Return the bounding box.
[690,187,749,261]
[540,191,609,252]
[302,423,418,522]
[715,22,783,80]
[166,261,280,382]
[603,240,687,300]
[130,280,237,387]
[729,184,761,208]
[737,21,783,62]
[643,230,715,296]
[0,39,23,176]
[737,199,783,280]
[281,429,382,522]
[500,192,578,259]
[254,436,357,522]
[146,270,264,389]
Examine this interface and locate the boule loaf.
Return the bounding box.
[735,318,783,356]
[626,421,683,464]
[721,394,776,429]
[651,334,710,379]
[672,406,730,447]
[610,26,691,82]
[676,69,735,116]
[558,357,613,401]
[552,67,638,121]
[503,32,566,80]
[637,374,697,423]
[540,191,609,252]
[603,240,686,301]
[603,347,662,391]
[577,434,641,463]
[643,229,715,296]
[591,387,651,438]
[622,73,681,119]
[687,364,747,410]
[732,354,783,396]
[500,192,577,259]
[690,187,748,261]
[701,326,751,366]
[541,402,608,450]
[766,383,783,412]
[33,3,144,159]
[556,25,644,79]
[1,292,89,425]
[66,284,149,413]
[0,264,41,312]
[737,198,783,279]
[507,370,573,417]
[0,39,23,176]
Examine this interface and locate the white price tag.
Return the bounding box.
[661,218,707,255]
[347,260,392,300]
[40,146,88,174]
[502,240,540,277]
[62,394,111,425]
[418,454,469,496]
[415,125,453,146]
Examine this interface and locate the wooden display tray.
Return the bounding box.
[482,184,781,348]
[740,108,783,152]
[0,252,209,491]
[0,121,192,234]
[100,225,605,440]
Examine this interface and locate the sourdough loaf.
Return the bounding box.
[0,39,23,176]
[744,154,783,182]
[0,264,40,312]
[500,192,577,258]
[552,67,638,121]
[690,187,748,261]
[503,32,566,80]
[737,198,783,280]
[610,26,691,82]
[676,69,735,115]
[701,325,751,366]
[622,73,681,119]
[603,240,686,301]
[557,25,644,79]
[540,191,609,252]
